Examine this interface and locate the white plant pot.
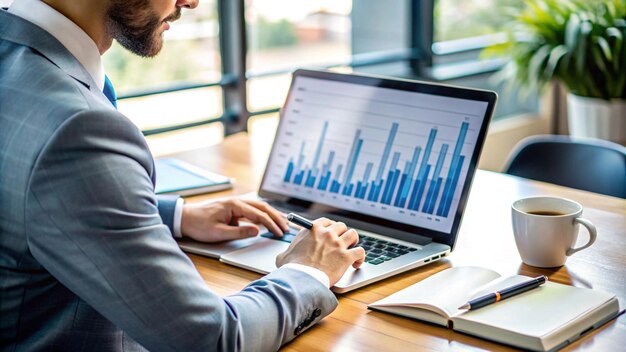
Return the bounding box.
[567,93,626,145]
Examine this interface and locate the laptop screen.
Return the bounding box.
[260,70,495,244]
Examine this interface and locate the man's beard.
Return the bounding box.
[106,0,181,57]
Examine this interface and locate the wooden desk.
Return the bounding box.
[173,132,626,351]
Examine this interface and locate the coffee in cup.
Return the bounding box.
[511,196,597,268]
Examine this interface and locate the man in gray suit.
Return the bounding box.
[0,0,366,351]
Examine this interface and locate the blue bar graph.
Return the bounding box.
[436,122,469,217]
[293,169,305,185]
[295,141,306,170]
[381,152,401,205]
[342,138,363,196]
[305,121,329,187]
[342,130,364,196]
[281,120,469,219]
[422,144,449,214]
[317,170,331,191]
[407,128,437,211]
[393,146,422,208]
[316,150,335,191]
[355,162,373,199]
[369,123,398,202]
[284,158,295,182]
[329,164,344,194]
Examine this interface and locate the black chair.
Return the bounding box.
[504,135,626,198]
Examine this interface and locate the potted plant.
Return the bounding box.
[486,0,626,144]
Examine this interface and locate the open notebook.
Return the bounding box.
[369,267,620,351]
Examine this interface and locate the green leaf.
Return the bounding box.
[565,14,581,49]
[583,72,604,99]
[590,43,610,97]
[595,37,613,62]
[606,27,623,71]
[481,41,511,59]
[528,44,552,90]
[576,21,593,76]
[591,41,609,74]
[544,45,570,79]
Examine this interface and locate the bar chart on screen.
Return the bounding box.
[282,120,468,218]
[263,76,487,233]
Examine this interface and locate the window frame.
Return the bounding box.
[117,0,505,137]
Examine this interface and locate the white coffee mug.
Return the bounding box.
[511,196,597,268]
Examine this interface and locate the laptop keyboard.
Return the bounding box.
[260,231,418,265]
[358,235,418,264]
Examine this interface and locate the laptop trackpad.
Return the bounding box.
[177,236,266,259]
[220,239,288,274]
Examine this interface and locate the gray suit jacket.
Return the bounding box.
[0,9,337,352]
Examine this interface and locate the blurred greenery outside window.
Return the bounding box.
[101,0,538,156]
[434,0,538,118]
[246,0,352,112]
[435,0,523,42]
[103,0,221,133]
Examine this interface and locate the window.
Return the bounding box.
[6,0,539,152]
[246,0,352,112]
[432,0,538,118]
[103,0,222,134]
[247,1,352,72]
[434,0,520,42]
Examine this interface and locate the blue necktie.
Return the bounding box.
[103,75,117,109]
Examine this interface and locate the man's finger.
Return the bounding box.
[231,200,285,236]
[327,221,348,237]
[244,200,289,232]
[349,246,366,269]
[213,223,259,241]
[312,217,333,228]
[339,228,359,247]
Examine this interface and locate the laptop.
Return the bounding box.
[184,69,497,293]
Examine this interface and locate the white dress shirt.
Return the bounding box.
[9,0,105,90]
[9,0,330,288]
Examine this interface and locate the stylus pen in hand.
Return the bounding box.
[458,275,547,311]
[286,213,314,230]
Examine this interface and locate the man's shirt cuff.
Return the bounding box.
[173,198,184,238]
[282,263,330,288]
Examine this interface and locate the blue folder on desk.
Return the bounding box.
[154,158,233,196]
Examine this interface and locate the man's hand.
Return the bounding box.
[181,199,290,242]
[276,218,366,287]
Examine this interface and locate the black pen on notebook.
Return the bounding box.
[458,275,547,311]
[286,213,314,230]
